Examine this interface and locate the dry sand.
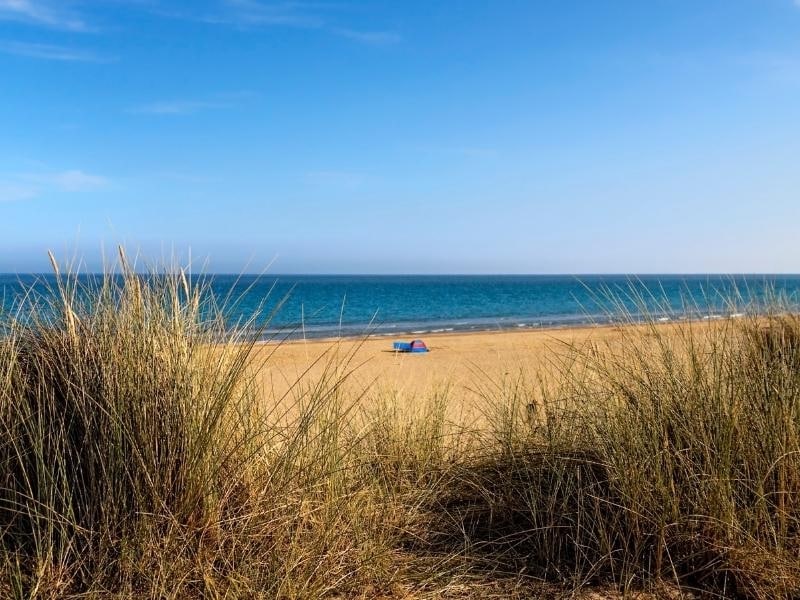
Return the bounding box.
[249,324,646,424]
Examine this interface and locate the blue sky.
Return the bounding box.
[2,0,800,273]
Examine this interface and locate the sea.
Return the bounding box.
[2,274,800,340]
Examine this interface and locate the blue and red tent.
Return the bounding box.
[393,339,429,353]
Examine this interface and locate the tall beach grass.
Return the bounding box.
[424,305,800,598]
[0,253,422,598]
[1,255,799,598]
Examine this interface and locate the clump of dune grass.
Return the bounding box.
[7,256,800,599]
[424,298,800,598]
[0,251,432,598]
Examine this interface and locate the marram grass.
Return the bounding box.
[0,254,417,598]
[424,311,800,599]
[1,254,800,598]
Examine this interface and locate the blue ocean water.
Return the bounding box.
[2,274,800,340]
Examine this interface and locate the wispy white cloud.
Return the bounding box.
[0,169,109,201]
[130,91,258,116]
[157,1,400,46]
[0,1,401,47]
[151,0,325,29]
[0,0,91,32]
[0,40,107,61]
[41,169,109,191]
[206,0,325,28]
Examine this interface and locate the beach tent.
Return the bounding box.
[393,339,429,353]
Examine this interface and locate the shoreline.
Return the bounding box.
[259,319,617,346]
[255,310,743,346]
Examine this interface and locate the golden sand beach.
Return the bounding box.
[252,324,646,420]
[252,319,729,429]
